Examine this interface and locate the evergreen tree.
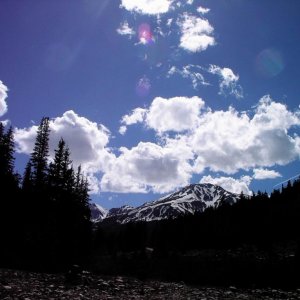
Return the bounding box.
[0,124,20,265]
[30,117,50,187]
[48,138,66,189]
[0,125,16,178]
[22,161,33,191]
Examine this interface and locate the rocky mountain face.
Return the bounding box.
[89,203,108,222]
[92,183,239,224]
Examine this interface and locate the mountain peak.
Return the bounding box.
[100,183,239,224]
[89,203,108,222]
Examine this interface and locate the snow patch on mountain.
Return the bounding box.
[89,203,108,222]
[102,183,239,224]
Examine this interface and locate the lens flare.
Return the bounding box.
[138,23,155,45]
[255,48,285,78]
[136,76,151,97]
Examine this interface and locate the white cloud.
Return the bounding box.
[167,65,209,89]
[101,141,193,193]
[121,107,147,125]
[121,0,173,15]
[123,95,300,178]
[0,119,10,127]
[146,96,205,133]
[116,21,135,37]
[253,168,282,180]
[197,6,210,14]
[166,18,173,27]
[120,96,205,134]
[208,65,243,98]
[178,13,215,52]
[13,96,300,195]
[119,125,127,135]
[0,81,8,117]
[14,110,115,194]
[200,175,252,195]
[191,98,300,173]
[119,107,147,134]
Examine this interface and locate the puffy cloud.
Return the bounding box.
[116,21,135,37]
[200,175,252,195]
[167,65,209,89]
[123,95,300,177]
[208,65,243,98]
[15,110,115,193]
[119,125,127,135]
[177,13,215,52]
[0,119,10,127]
[197,6,210,14]
[252,95,300,130]
[101,141,193,193]
[120,0,173,15]
[191,98,300,173]
[120,96,205,134]
[13,96,300,195]
[253,168,282,180]
[146,96,205,133]
[0,81,8,117]
[119,107,147,134]
[121,107,147,125]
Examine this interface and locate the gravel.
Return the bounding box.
[1,268,300,299]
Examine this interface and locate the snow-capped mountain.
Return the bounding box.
[89,203,108,222]
[104,183,239,224]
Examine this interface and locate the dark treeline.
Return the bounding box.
[94,181,300,286]
[0,118,92,270]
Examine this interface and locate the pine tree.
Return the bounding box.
[48,138,66,189]
[0,125,19,188]
[0,122,5,173]
[3,126,15,175]
[22,161,33,191]
[30,117,50,187]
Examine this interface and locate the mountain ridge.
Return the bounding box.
[91,183,240,224]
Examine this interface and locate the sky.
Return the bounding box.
[1,0,300,209]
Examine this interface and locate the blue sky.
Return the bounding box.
[1,0,300,209]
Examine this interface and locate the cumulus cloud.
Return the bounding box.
[120,107,147,134]
[119,125,127,135]
[101,141,193,193]
[121,107,147,125]
[200,175,252,195]
[167,65,209,89]
[123,95,300,178]
[197,6,210,14]
[253,168,282,180]
[177,13,215,52]
[191,98,300,173]
[208,65,243,98]
[201,175,252,194]
[13,96,300,195]
[116,21,135,37]
[0,119,10,127]
[146,96,205,133]
[120,96,205,134]
[0,81,8,117]
[120,0,173,15]
[15,110,115,193]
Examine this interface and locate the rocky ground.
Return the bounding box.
[1,268,300,299]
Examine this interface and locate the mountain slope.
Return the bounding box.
[105,183,239,224]
[89,203,108,222]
